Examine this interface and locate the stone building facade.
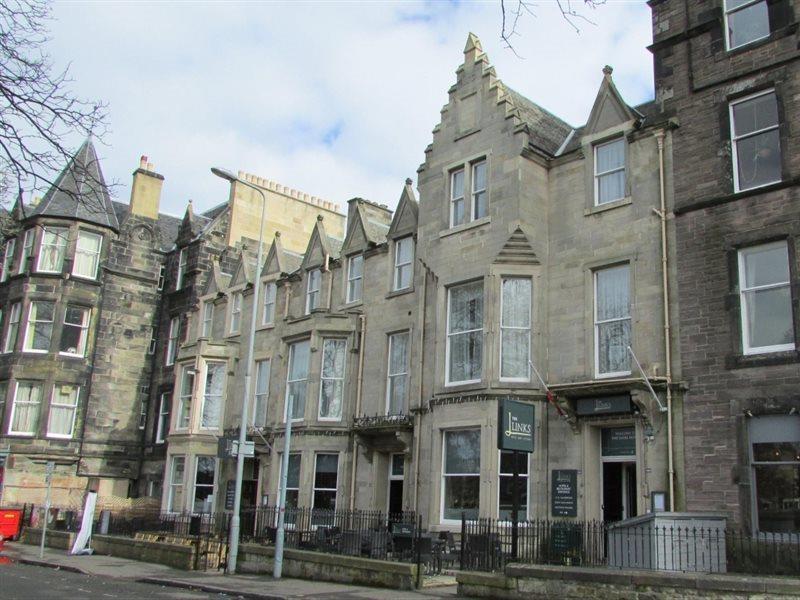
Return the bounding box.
[650,0,800,533]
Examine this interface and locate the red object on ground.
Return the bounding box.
[0,510,22,541]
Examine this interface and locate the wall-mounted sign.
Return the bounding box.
[601,426,636,457]
[225,480,236,510]
[575,395,633,416]
[497,398,535,453]
[551,469,578,517]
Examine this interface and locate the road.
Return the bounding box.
[0,561,232,600]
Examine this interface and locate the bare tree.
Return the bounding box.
[0,0,108,215]
[500,0,606,57]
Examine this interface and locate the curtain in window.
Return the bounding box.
[287,341,310,420]
[501,278,530,379]
[169,456,185,512]
[178,370,194,428]
[320,339,346,420]
[29,302,54,351]
[253,360,270,427]
[74,232,101,278]
[60,306,88,355]
[596,140,625,203]
[596,265,630,374]
[201,363,225,428]
[47,385,78,437]
[12,383,42,434]
[39,228,67,272]
[448,282,483,383]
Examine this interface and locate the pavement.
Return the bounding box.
[1,542,463,600]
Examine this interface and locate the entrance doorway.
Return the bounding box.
[602,462,636,522]
[388,453,404,515]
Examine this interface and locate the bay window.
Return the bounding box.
[1,238,15,281]
[500,278,531,381]
[47,384,79,438]
[36,227,67,273]
[177,367,194,429]
[499,451,529,521]
[73,230,102,279]
[23,301,54,353]
[167,455,186,513]
[446,281,483,385]
[319,339,346,420]
[8,381,42,436]
[19,229,34,274]
[200,362,225,429]
[738,242,794,354]
[201,301,214,338]
[442,429,480,521]
[156,393,170,443]
[594,264,631,377]
[386,331,409,415]
[59,305,90,356]
[193,456,216,513]
[313,453,339,514]
[166,316,180,366]
[285,340,310,421]
[730,90,781,192]
[252,359,270,427]
[283,453,301,514]
[4,302,21,353]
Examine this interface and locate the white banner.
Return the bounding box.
[70,492,97,555]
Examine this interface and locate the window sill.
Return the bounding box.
[437,381,485,395]
[595,371,632,380]
[69,273,100,283]
[22,349,47,355]
[585,196,632,216]
[439,216,491,238]
[58,352,85,359]
[726,349,800,370]
[6,432,34,437]
[386,287,414,300]
[256,323,275,332]
[342,300,363,309]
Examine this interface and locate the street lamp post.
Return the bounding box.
[211,167,266,575]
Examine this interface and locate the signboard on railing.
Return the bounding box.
[497,398,535,452]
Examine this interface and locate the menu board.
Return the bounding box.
[551,469,578,517]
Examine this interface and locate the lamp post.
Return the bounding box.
[211,167,266,574]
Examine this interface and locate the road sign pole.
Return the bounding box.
[39,461,54,559]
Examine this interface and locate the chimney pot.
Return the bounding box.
[140,156,148,169]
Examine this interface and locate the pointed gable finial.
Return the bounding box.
[317,214,324,222]
[464,32,483,54]
[603,65,614,77]
[405,177,413,186]
[275,230,281,238]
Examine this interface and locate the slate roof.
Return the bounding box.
[505,87,574,157]
[364,219,390,244]
[112,201,183,252]
[30,139,119,230]
[282,250,303,274]
[327,236,343,259]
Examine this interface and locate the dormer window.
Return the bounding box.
[262,282,277,325]
[19,229,34,274]
[201,301,214,337]
[73,230,102,279]
[1,238,16,282]
[393,237,413,291]
[306,269,321,314]
[724,0,769,51]
[229,292,242,334]
[346,255,363,304]
[594,138,626,205]
[37,227,67,273]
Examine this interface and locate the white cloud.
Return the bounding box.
[47,0,653,217]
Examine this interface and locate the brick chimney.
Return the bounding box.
[129,155,164,220]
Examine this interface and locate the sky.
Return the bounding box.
[47,0,654,218]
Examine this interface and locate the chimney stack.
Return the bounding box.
[129,154,164,220]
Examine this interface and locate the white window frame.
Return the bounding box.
[229,292,242,334]
[499,277,532,382]
[156,392,170,443]
[22,300,54,354]
[201,301,214,338]
[262,282,276,325]
[305,269,321,314]
[730,89,781,193]
[36,226,68,273]
[1,237,15,282]
[46,384,80,439]
[167,455,186,513]
[312,453,339,513]
[19,229,34,274]
[200,361,225,430]
[346,255,363,304]
[192,455,217,514]
[252,358,271,428]
[498,450,529,522]
[393,237,413,291]
[176,366,195,430]
[738,241,794,355]
[157,264,166,291]
[166,316,180,366]
[445,281,484,386]
[471,159,487,220]
[72,230,102,279]
[147,326,157,355]
[724,0,770,51]
[450,168,465,227]
[59,305,90,357]
[285,339,310,423]
[175,248,187,290]
[318,338,346,421]
[386,331,410,415]
[441,428,481,524]
[3,302,21,353]
[594,265,632,379]
[8,381,42,436]
[594,138,626,206]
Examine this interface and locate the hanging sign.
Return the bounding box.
[551,469,578,517]
[497,398,535,453]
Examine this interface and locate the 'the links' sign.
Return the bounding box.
[497,398,535,453]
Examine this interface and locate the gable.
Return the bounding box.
[494,227,539,265]
[200,262,224,297]
[387,179,419,240]
[341,211,369,256]
[584,68,640,137]
[300,220,330,270]
[229,254,251,288]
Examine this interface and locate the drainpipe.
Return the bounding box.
[282,281,291,320]
[413,264,427,514]
[655,129,675,511]
[349,314,366,510]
